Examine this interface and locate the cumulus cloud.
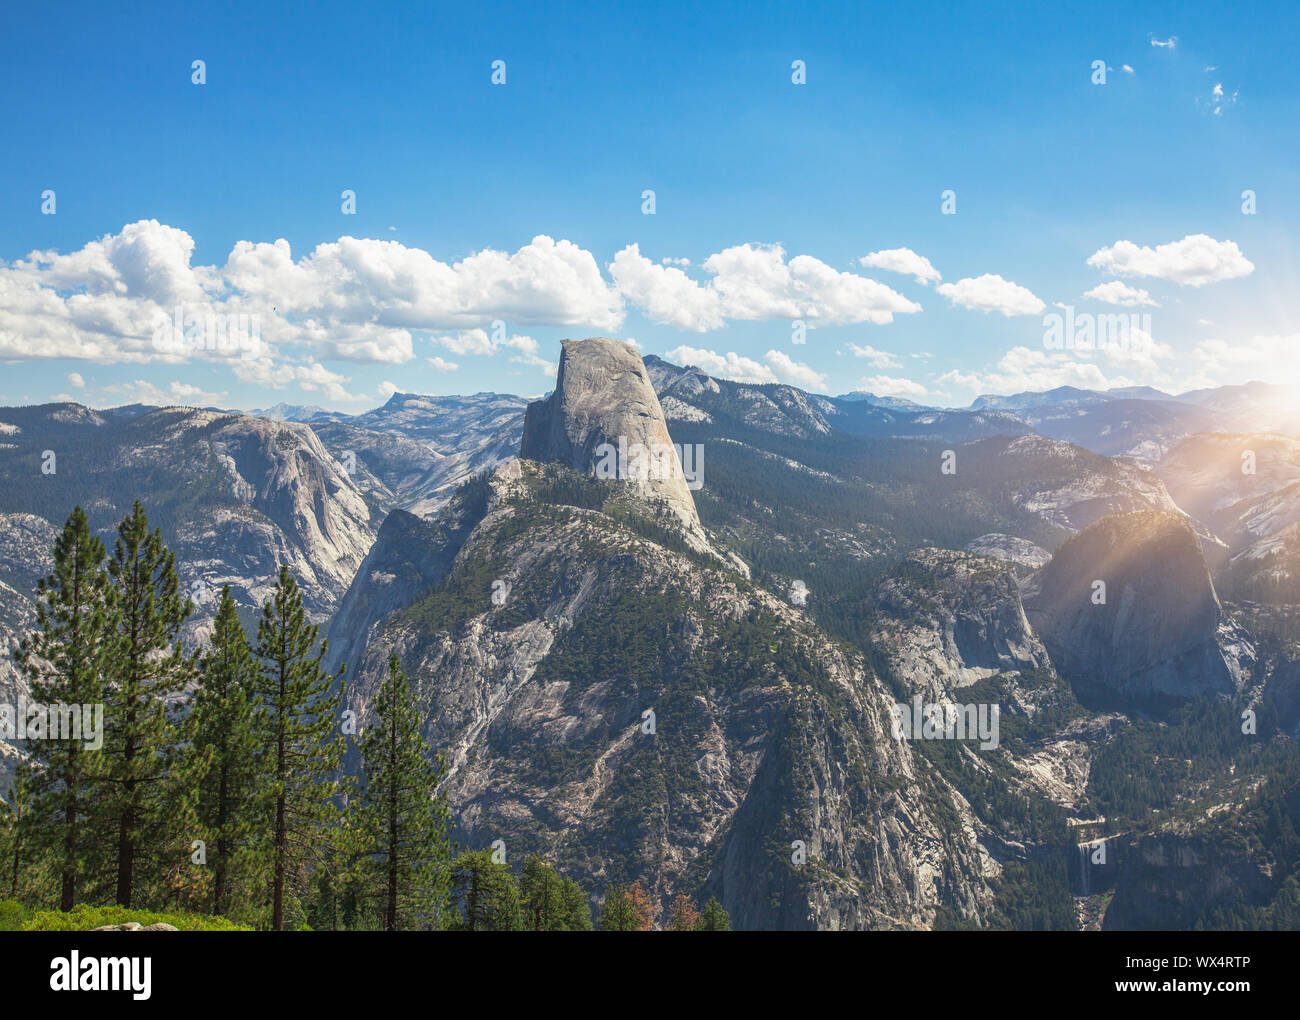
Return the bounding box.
[1185,333,1300,388]
[1082,281,1158,307]
[939,347,1124,395]
[764,350,828,390]
[614,243,921,331]
[427,356,458,372]
[0,222,625,368]
[66,372,85,388]
[102,379,228,408]
[660,345,830,391]
[609,245,724,331]
[857,374,929,397]
[858,248,942,285]
[846,342,902,368]
[1086,234,1254,286]
[936,274,1045,316]
[663,346,777,384]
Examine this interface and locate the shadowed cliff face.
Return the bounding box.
[1023,510,1252,707]
[521,337,704,537]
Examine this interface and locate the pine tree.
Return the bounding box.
[450,849,523,931]
[188,586,264,919]
[561,876,594,930]
[667,891,700,931]
[598,883,639,931]
[254,565,347,931]
[695,895,731,931]
[626,879,655,930]
[16,506,115,911]
[520,856,567,930]
[102,501,194,907]
[357,653,452,931]
[0,764,37,901]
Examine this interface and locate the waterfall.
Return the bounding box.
[1077,843,1091,897]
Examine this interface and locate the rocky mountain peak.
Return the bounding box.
[520,337,705,536]
[1023,509,1251,705]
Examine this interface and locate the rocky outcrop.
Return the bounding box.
[336,458,1000,929]
[1023,510,1251,705]
[521,338,705,539]
[871,548,1056,712]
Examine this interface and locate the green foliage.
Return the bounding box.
[448,850,524,931]
[187,585,268,921]
[597,884,639,931]
[100,501,196,908]
[356,653,453,930]
[16,505,116,910]
[695,896,731,931]
[254,564,349,930]
[520,856,592,930]
[21,903,251,932]
[0,898,30,930]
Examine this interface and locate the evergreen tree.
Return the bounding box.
[253,564,347,931]
[561,875,594,930]
[102,501,194,907]
[695,895,731,931]
[626,879,655,930]
[520,856,565,930]
[188,586,264,919]
[16,506,115,910]
[667,891,700,931]
[357,653,453,931]
[519,856,595,930]
[0,764,37,901]
[598,883,639,931]
[449,849,523,930]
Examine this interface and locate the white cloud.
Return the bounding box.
[663,345,778,384]
[764,350,828,390]
[1122,64,1135,74]
[66,372,85,388]
[436,328,496,356]
[1087,234,1254,286]
[1151,37,1177,48]
[609,245,724,331]
[0,222,625,367]
[936,274,1045,316]
[846,342,902,368]
[858,248,941,285]
[502,334,556,375]
[1082,281,1158,307]
[939,347,1123,395]
[614,243,921,330]
[427,356,458,372]
[102,379,228,408]
[857,374,929,397]
[1185,333,1300,388]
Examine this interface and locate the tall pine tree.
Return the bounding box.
[16,506,115,910]
[188,585,264,919]
[254,564,346,931]
[102,501,194,907]
[357,653,452,931]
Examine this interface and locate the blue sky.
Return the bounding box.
[1,0,1295,410]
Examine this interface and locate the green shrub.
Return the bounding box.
[0,899,30,931]
[22,904,251,931]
